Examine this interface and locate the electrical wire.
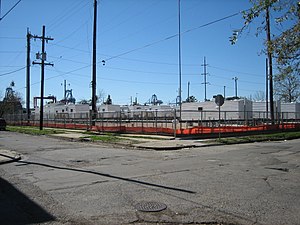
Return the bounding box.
[48,1,90,32]
[54,20,90,45]
[103,65,198,76]
[103,11,240,62]
[104,55,199,67]
[99,77,177,86]
[209,83,259,93]
[48,55,90,65]
[211,74,265,85]
[101,0,161,35]
[0,36,24,40]
[49,43,91,54]
[0,66,26,77]
[0,0,22,21]
[208,65,264,77]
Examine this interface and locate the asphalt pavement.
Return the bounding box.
[0,149,21,165]
[0,130,211,170]
[0,130,299,225]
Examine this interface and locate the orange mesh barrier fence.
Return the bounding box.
[9,121,300,136]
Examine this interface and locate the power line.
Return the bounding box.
[0,0,22,21]
[103,11,240,62]
[0,51,25,54]
[101,0,161,35]
[0,36,24,40]
[208,65,264,77]
[99,77,177,86]
[0,66,25,77]
[103,65,198,76]
[48,55,90,65]
[209,83,259,93]
[211,74,265,85]
[47,1,90,31]
[49,43,90,54]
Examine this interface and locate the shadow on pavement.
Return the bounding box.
[16,160,196,194]
[0,153,21,165]
[0,177,55,225]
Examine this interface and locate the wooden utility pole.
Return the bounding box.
[266,58,269,119]
[91,0,98,121]
[32,25,54,130]
[266,4,274,124]
[26,28,32,121]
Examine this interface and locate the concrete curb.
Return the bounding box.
[135,143,223,150]
[48,132,220,150]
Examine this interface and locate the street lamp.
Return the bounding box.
[232,77,238,98]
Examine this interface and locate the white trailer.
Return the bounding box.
[181,99,253,121]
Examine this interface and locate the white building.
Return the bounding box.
[281,102,300,119]
[181,99,253,121]
[35,102,90,119]
[252,101,281,119]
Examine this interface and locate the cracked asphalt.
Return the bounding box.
[0,131,299,225]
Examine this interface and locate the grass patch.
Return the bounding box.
[81,133,123,143]
[119,134,167,140]
[81,132,166,141]
[218,131,300,144]
[7,126,64,136]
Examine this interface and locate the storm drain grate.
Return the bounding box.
[134,201,167,212]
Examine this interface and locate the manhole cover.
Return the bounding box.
[134,201,167,212]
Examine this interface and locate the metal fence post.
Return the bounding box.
[173,109,177,138]
[141,111,144,133]
[155,110,158,134]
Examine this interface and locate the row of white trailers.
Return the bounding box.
[35,99,300,121]
[181,100,300,121]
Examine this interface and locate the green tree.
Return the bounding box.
[231,0,300,116]
[231,0,300,75]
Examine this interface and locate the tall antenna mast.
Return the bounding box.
[201,57,209,101]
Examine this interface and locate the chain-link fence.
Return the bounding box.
[3,109,300,137]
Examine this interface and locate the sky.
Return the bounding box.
[0,0,276,107]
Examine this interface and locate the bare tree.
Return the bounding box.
[97,89,106,105]
[274,66,300,102]
[252,91,266,101]
[0,90,23,117]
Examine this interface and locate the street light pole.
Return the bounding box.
[232,77,238,98]
[178,0,182,120]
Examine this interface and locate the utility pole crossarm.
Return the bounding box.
[32,34,54,41]
[32,25,54,130]
[32,61,54,66]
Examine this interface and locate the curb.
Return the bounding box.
[132,142,222,151]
